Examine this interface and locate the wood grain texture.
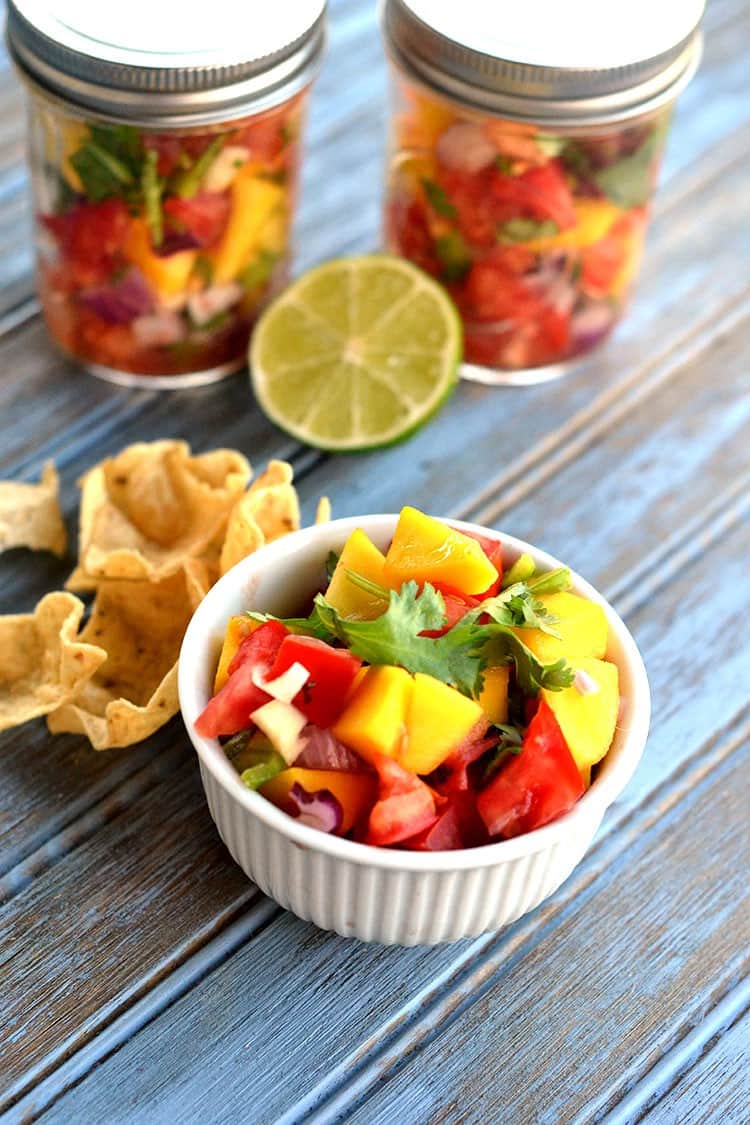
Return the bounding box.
[0,0,748,1119]
[634,1001,750,1125]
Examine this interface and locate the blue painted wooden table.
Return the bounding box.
[1,1,749,1121]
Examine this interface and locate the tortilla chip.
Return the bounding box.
[245,460,300,543]
[0,592,105,731]
[47,568,208,750]
[0,462,67,557]
[219,493,266,576]
[315,496,332,524]
[67,440,251,588]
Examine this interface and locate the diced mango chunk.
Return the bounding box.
[211,170,286,283]
[332,665,412,763]
[478,665,510,725]
[383,507,498,596]
[325,529,389,620]
[541,656,619,772]
[214,615,260,692]
[260,768,376,835]
[123,218,196,298]
[401,673,484,775]
[513,592,608,663]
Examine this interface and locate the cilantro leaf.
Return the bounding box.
[250,573,574,700]
[421,178,458,219]
[483,631,574,695]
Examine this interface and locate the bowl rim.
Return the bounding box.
[178,513,651,871]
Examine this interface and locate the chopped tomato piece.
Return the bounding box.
[163,192,231,248]
[403,791,488,850]
[420,591,479,637]
[477,699,584,838]
[441,728,499,792]
[365,755,438,847]
[490,160,577,229]
[196,620,288,738]
[267,635,362,728]
[44,199,131,287]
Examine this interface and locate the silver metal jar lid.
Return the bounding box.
[382,0,704,126]
[6,0,327,127]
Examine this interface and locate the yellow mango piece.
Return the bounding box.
[384,507,498,596]
[260,768,376,835]
[332,665,412,764]
[478,665,510,725]
[542,657,619,772]
[325,529,389,620]
[513,592,608,664]
[123,219,196,298]
[211,170,286,283]
[401,673,484,775]
[523,199,623,253]
[213,615,260,693]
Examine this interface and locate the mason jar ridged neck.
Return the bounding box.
[6,0,327,126]
[382,0,704,126]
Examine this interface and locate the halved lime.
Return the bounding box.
[249,255,462,452]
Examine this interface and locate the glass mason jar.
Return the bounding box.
[381,0,704,384]
[6,1,326,387]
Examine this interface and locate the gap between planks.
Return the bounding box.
[596,975,750,1125]
[2,466,748,1121]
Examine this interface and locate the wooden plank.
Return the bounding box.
[5,477,748,1121]
[632,1000,750,1125]
[26,680,750,1123]
[336,747,750,1125]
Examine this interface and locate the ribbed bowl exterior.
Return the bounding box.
[181,516,649,948]
[201,763,603,945]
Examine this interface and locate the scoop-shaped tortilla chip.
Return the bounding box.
[0,462,67,557]
[315,496,332,524]
[218,460,300,576]
[47,568,208,750]
[0,592,105,731]
[245,460,300,543]
[67,440,251,588]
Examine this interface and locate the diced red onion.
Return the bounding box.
[296,726,369,772]
[80,268,154,324]
[132,309,187,348]
[436,122,497,173]
[288,782,343,834]
[570,301,617,349]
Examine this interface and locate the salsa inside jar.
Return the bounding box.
[385,77,671,372]
[31,95,306,381]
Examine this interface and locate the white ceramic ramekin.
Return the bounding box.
[178,515,650,945]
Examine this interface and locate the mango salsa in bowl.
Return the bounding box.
[179,511,650,943]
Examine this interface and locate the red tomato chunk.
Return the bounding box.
[267,635,363,728]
